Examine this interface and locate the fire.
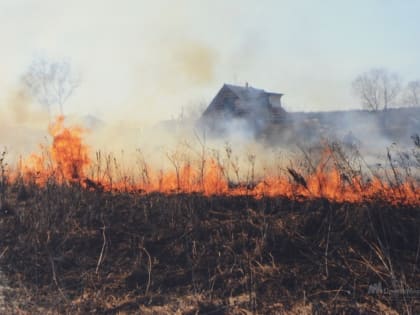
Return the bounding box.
[15,117,419,205]
[21,116,90,184]
[49,116,90,180]
[99,159,229,195]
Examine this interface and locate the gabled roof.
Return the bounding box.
[201,83,286,119]
[224,84,283,101]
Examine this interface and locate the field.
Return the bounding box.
[0,117,419,314]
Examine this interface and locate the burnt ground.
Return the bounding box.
[0,182,419,314]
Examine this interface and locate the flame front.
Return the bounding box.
[17,117,419,205]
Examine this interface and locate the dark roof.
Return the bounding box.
[224,84,283,100]
[201,83,287,125]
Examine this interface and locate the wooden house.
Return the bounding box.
[200,83,288,136]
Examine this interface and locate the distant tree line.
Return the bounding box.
[352,68,420,111]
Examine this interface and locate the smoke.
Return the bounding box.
[174,40,216,85]
[72,111,286,184]
[5,88,49,126]
[2,90,419,187]
[0,88,49,162]
[0,58,418,184]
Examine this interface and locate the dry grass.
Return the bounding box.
[0,140,419,314]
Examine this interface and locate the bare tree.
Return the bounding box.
[403,80,420,107]
[352,68,401,111]
[22,56,79,116]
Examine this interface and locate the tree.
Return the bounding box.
[22,56,79,116]
[404,80,420,107]
[352,68,401,111]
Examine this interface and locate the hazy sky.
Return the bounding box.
[1,0,419,123]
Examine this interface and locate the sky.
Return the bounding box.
[1,0,420,124]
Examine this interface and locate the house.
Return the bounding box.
[199,83,420,145]
[199,83,288,136]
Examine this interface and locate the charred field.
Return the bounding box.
[0,185,419,314]
[0,118,419,314]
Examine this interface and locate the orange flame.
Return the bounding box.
[16,117,419,205]
[48,116,90,180]
[21,116,89,184]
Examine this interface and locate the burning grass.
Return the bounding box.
[12,116,420,205]
[0,116,419,313]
